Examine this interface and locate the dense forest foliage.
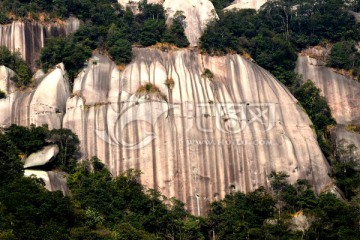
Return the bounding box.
[0,125,359,239]
[0,47,32,87]
[1,0,360,239]
[202,0,360,157]
[0,0,189,82]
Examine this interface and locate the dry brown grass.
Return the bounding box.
[165,78,175,89]
[136,83,167,101]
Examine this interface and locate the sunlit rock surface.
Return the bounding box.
[63,48,332,215]
[163,0,217,46]
[333,125,360,158]
[0,65,16,95]
[118,0,216,46]
[0,63,70,129]
[225,0,268,10]
[0,17,80,70]
[23,144,59,168]
[296,56,360,125]
[296,54,360,159]
[24,170,69,195]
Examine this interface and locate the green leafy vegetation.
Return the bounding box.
[136,83,167,101]
[210,0,233,12]
[1,124,360,239]
[327,40,360,78]
[0,46,32,87]
[4,124,80,172]
[331,143,360,200]
[35,0,189,82]
[201,0,360,84]
[162,11,190,48]
[293,81,336,157]
[346,124,360,134]
[201,68,214,80]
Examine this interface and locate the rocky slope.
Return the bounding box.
[296,56,360,125]
[0,63,70,129]
[0,47,328,215]
[296,53,360,155]
[118,0,217,46]
[0,17,80,70]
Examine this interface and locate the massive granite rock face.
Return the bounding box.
[0,17,80,70]
[62,48,332,215]
[226,0,268,10]
[296,56,360,125]
[296,54,360,156]
[333,126,360,158]
[0,63,70,129]
[118,0,217,46]
[163,0,217,46]
[1,47,333,215]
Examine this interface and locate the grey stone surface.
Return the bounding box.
[63,49,332,215]
[24,170,69,195]
[0,18,80,70]
[296,56,360,125]
[0,47,334,215]
[0,63,70,129]
[23,144,59,168]
[0,65,16,95]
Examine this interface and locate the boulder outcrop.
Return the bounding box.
[0,63,70,129]
[117,0,217,46]
[24,170,69,195]
[0,65,16,95]
[23,144,59,168]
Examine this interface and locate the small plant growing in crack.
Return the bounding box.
[165,78,175,90]
[136,83,167,101]
[201,68,214,81]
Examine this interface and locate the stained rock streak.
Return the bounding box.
[62,49,331,215]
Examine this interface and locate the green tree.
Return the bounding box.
[0,133,22,184]
[47,128,80,172]
[331,143,360,200]
[328,40,359,70]
[0,46,32,87]
[163,11,189,48]
[140,18,166,46]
